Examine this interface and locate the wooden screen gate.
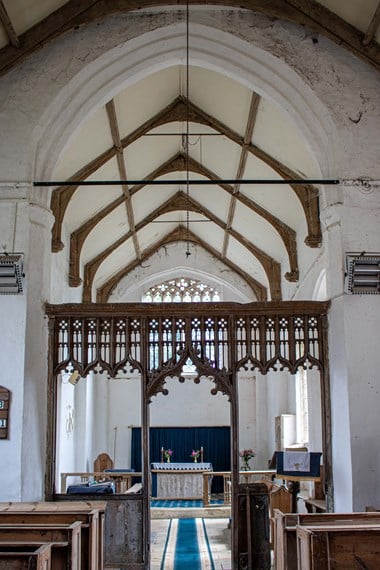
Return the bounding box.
[46,300,331,569]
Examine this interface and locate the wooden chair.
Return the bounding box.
[93,453,114,473]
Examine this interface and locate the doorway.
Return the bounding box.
[148,376,232,569]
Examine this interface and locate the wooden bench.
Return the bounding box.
[297,524,380,569]
[0,542,52,569]
[0,501,106,570]
[274,510,380,570]
[0,522,82,570]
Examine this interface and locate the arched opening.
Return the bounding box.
[149,371,232,568]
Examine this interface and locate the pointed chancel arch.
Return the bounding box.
[33,22,339,313]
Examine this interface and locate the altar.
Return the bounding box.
[151,462,213,499]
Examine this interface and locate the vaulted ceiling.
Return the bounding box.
[1,1,379,303]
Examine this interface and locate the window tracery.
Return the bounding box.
[142,278,221,303]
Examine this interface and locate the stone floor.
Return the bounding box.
[150,517,232,569]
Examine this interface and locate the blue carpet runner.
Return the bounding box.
[160,518,215,570]
[151,499,223,508]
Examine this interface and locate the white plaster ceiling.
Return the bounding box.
[0,1,378,303]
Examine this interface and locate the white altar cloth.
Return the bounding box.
[151,463,212,498]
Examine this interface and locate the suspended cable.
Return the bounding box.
[185,0,191,259]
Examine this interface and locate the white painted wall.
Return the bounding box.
[329,296,380,512]
[307,369,322,453]
[56,377,76,490]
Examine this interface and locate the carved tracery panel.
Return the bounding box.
[48,301,328,385]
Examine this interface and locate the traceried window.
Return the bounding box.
[142,278,221,303]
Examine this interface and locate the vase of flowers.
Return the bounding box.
[239,448,255,471]
[164,449,173,463]
[190,449,200,463]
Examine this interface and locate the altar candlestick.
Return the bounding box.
[161,447,164,463]
[201,446,204,462]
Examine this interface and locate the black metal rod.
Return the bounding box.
[33,178,341,187]
[141,132,224,136]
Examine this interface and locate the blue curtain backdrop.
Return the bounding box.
[131,426,231,493]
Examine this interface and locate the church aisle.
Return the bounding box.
[151,517,231,569]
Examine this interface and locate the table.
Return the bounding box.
[151,462,212,498]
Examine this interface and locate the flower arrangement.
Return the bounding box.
[239,448,255,470]
[164,449,173,463]
[190,449,200,462]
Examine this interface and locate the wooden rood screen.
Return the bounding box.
[47,301,328,389]
[46,300,330,456]
[46,301,331,567]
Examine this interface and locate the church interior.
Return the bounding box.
[0,1,379,568]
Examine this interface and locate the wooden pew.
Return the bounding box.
[0,509,99,570]
[0,522,81,570]
[0,501,106,570]
[269,484,292,547]
[297,524,380,570]
[0,542,52,569]
[274,510,380,570]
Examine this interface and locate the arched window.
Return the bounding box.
[142,278,221,303]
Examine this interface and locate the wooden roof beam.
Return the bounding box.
[95,225,267,303]
[0,2,20,48]
[0,0,378,78]
[82,189,280,302]
[222,92,260,257]
[105,99,141,259]
[51,96,319,252]
[273,0,379,68]
[178,97,321,247]
[70,151,298,288]
[51,97,203,251]
[362,1,380,46]
[51,145,115,251]
[183,192,282,300]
